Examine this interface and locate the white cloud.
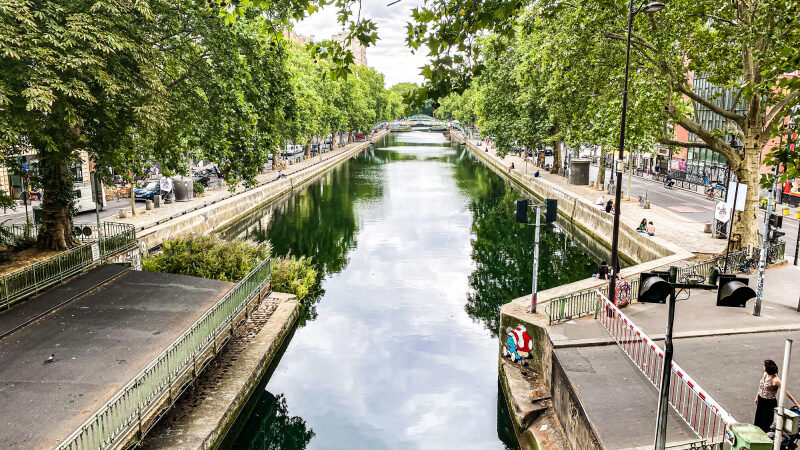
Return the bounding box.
[293,2,428,88]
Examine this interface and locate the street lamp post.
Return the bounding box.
[608,0,665,309]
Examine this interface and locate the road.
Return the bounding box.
[0,198,133,226]
[589,166,799,262]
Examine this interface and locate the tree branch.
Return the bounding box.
[676,84,746,123]
[658,137,711,149]
[664,104,742,166]
[764,90,799,129]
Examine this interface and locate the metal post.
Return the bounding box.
[654,288,676,450]
[774,339,793,450]
[93,174,102,238]
[23,174,30,225]
[608,0,635,306]
[627,151,633,201]
[755,165,778,316]
[723,182,740,273]
[794,226,799,266]
[531,205,541,314]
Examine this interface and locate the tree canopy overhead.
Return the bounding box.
[417,0,800,248]
[0,0,398,250]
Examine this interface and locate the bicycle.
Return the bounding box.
[738,257,759,274]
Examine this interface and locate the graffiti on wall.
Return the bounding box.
[502,325,533,365]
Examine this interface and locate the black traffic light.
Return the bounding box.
[716,274,756,307]
[769,213,783,228]
[515,199,528,224]
[545,198,558,223]
[772,230,786,240]
[638,271,672,303]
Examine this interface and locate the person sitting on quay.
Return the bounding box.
[645,221,655,236]
[604,199,613,213]
[594,260,610,280]
[534,170,540,178]
[595,194,605,208]
[509,162,515,172]
[637,218,647,233]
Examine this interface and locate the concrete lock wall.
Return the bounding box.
[500,304,603,450]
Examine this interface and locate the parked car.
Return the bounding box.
[354,133,367,141]
[134,180,159,201]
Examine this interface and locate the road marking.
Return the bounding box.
[669,206,704,213]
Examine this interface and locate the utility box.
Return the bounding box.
[569,159,590,185]
[723,423,772,450]
[774,407,800,434]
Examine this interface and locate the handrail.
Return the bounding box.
[57,257,272,450]
[596,290,735,442]
[0,222,136,310]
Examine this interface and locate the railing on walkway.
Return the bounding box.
[596,290,735,443]
[58,257,272,450]
[547,240,786,324]
[666,440,723,450]
[0,222,136,310]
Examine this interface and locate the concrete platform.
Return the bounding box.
[555,345,697,449]
[0,264,129,339]
[0,270,233,449]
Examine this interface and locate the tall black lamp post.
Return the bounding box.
[608,0,665,309]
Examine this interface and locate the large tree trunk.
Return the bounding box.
[37,156,79,250]
[304,142,311,159]
[732,134,762,250]
[552,139,562,174]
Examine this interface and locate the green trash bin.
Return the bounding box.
[725,423,772,449]
[33,206,43,225]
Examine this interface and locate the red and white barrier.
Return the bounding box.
[596,291,736,442]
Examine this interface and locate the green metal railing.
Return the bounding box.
[0,222,136,310]
[57,257,272,450]
[547,241,786,324]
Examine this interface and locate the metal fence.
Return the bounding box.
[547,240,786,324]
[0,222,136,310]
[57,257,272,450]
[596,290,735,443]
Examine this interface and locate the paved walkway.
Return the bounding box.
[548,286,800,447]
[0,270,233,448]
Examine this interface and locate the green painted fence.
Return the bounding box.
[57,257,272,450]
[0,222,136,310]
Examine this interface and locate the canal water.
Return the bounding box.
[221,132,598,449]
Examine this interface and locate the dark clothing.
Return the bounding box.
[604,202,613,213]
[597,264,609,280]
[754,396,777,432]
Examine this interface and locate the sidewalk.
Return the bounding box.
[468,138,726,255]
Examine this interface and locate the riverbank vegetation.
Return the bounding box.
[1,0,400,251]
[414,0,799,249]
[142,235,318,301]
[142,235,269,282]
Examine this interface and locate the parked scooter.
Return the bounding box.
[768,406,800,450]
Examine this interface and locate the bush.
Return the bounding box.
[0,222,37,263]
[142,234,269,282]
[193,180,205,195]
[270,255,317,300]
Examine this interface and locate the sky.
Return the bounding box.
[292,1,427,88]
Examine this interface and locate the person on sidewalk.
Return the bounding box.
[754,359,781,432]
[604,200,613,213]
[595,260,609,280]
[646,221,655,236]
[637,218,647,232]
[509,162,515,172]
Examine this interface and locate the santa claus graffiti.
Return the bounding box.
[502,325,533,365]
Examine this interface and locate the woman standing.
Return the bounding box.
[754,359,781,432]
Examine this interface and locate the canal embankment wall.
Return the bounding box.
[138,131,388,251]
[139,292,300,450]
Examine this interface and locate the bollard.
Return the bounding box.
[644,200,651,209]
[153,194,161,208]
[146,200,154,210]
[119,209,128,219]
[704,222,712,233]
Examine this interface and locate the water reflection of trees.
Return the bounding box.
[233,393,314,450]
[452,151,597,336]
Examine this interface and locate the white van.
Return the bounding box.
[73,181,106,213]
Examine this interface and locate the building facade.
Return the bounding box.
[331,32,367,66]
